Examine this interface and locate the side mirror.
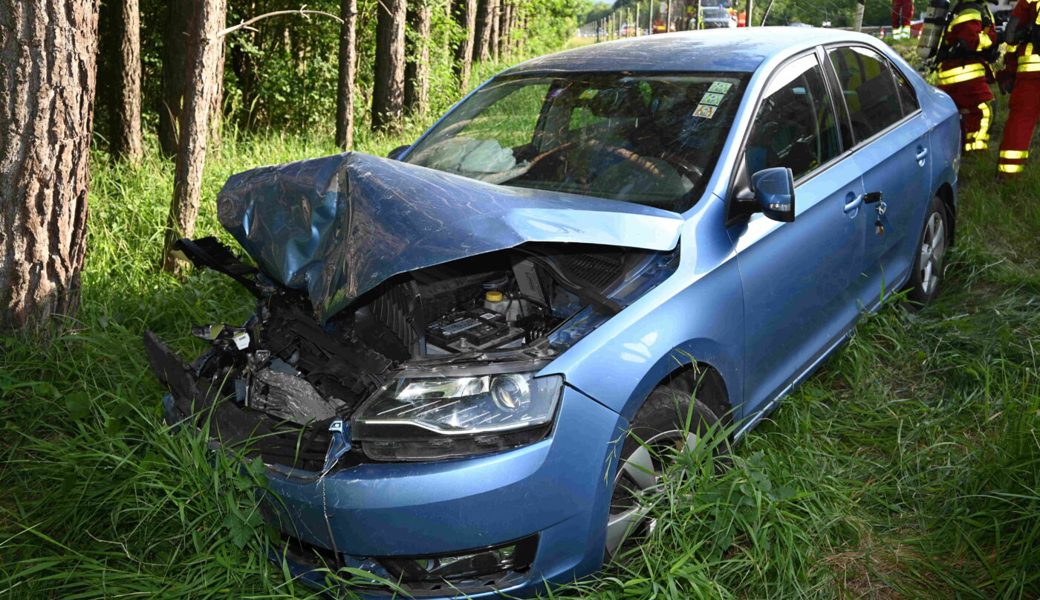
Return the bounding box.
[387,144,411,160]
[751,167,795,222]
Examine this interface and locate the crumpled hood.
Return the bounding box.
[218,152,684,322]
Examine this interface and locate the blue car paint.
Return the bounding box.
[540,31,957,424]
[218,153,684,323]
[222,29,958,598]
[264,385,627,598]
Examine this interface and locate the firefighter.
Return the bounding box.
[996,0,1040,175]
[892,0,914,39]
[936,2,999,153]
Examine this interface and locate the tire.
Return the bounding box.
[604,385,722,559]
[905,195,951,308]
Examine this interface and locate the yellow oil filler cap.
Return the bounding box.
[485,291,505,302]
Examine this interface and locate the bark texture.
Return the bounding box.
[159,0,192,156]
[335,0,357,149]
[405,0,432,116]
[498,0,511,58]
[0,1,98,331]
[490,0,501,61]
[210,38,224,148]
[371,0,406,132]
[452,0,477,92]
[161,0,225,273]
[110,0,143,163]
[475,0,495,62]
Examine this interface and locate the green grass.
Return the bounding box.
[2,53,1039,598]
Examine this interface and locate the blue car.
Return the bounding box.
[145,27,959,599]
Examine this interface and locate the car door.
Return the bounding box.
[732,52,866,414]
[826,45,932,309]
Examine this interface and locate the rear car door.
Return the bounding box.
[734,52,866,413]
[826,45,932,308]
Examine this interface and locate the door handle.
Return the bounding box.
[915,146,928,165]
[843,192,862,215]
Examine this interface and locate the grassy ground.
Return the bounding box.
[2,49,1039,599]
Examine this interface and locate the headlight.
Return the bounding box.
[353,371,563,461]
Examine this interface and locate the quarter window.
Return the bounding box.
[746,54,841,181]
[827,46,905,142]
[893,66,920,115]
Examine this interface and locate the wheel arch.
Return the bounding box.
[617,347,737,427]
[657,362,732,423]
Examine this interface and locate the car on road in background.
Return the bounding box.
[147,27,959,599]
[701,6,738,28]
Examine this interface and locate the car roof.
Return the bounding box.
[501,28,876,76]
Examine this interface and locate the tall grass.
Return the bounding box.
[2,43,1038,598]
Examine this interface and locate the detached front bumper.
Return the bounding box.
[156,363,626,599]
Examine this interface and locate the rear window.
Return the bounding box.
[827,46,905,142]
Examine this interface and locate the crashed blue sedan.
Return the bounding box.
[146,28,959,598]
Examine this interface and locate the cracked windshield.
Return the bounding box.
[406,73,746,212]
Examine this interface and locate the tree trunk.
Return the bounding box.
[0,1,97,332]
[405,0,432,117]
[498,1,511,58]
[112,0,143,163]
[210,39,224,149]
[336,0,358,149]
[161,0,225,273]
[372,0,407,133]
[491,0,501,61]
[475,0,495,62]
[159,0,192,157]
[512,8,522,52]
[452,0,477,92]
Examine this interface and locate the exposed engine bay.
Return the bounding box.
[146,236,677,470]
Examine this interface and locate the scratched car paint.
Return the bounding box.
[146,28,960,599]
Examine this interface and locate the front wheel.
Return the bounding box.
[605,386,722,559]
[905,195,950,307]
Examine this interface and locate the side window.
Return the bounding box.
[746,54,841,181]
[893,66,920,115]
[827,46,905,141]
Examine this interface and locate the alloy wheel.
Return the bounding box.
[918,212,946,295]
[605,430,699,558]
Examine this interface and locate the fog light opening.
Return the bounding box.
[377,536,537,584]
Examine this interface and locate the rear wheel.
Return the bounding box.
[905,195,950,307]
[605,386,722,559]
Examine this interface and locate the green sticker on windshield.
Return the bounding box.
[708,81,733,94]
[579,88,598,100]
[699,92,725,106]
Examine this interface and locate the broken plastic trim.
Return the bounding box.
[145,331,358,472]
[173,236,266,297]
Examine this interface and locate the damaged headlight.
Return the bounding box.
[353,372,562,461]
